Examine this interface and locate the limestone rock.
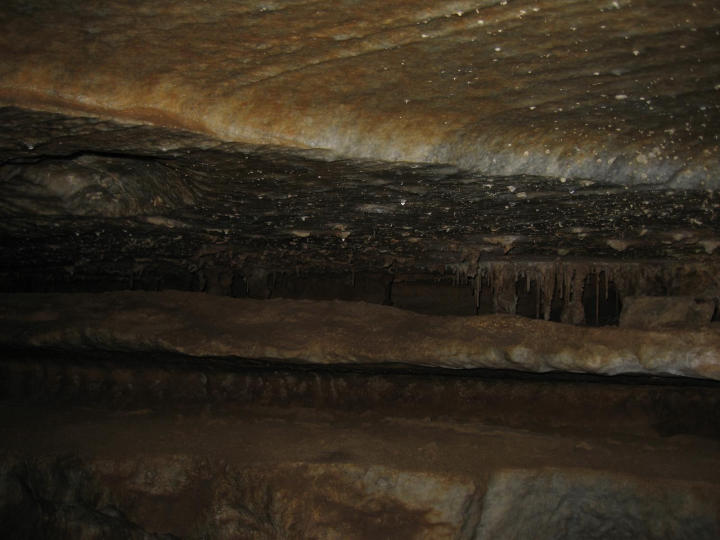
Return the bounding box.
[620,296,716,330]
[0,456,479,539]
[4,455,718,540]
[1,1,718,187]
[476,469,720,540]
[0,154,198,217]
[1,290,719,380]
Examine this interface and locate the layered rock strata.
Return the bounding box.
[2,108,719,324]
[1,2,719,537]
[2,290,719,380]
[1,0,718,187]
[2,401,718,539]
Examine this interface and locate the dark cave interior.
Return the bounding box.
[1,0,720,537]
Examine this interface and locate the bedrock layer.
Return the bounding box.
[1,291,719,380]
[1,1,718,187]
[2,403,718,539]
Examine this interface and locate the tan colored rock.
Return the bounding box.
[620,296,716,330]
[1,1,718,187]
[4,455,718,539]
[1,290,719,380]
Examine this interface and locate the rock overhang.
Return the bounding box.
[0,0,718,188]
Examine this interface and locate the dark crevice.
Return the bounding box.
[515,278,544,320]
[3,347,720,388]
[1,148,175,166]
[582,272,622,326]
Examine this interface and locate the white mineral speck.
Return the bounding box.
[615,94,628,100]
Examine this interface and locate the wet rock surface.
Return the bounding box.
[1,1,719,187]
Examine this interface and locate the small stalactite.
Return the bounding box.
[515,278,542,320]
[470,260,695,325]
[582,271,622,326]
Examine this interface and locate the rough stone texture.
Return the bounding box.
[1,154,199,217]
[2,108,719,320]
[476,469,720,539]
[1,290,719,380]
[1,400,719,539]
[3,107,718,260]
[1,1,719,187]
[6,458,717,539]
[620,295,717,329]
[5,350,720,440]
[1,3,719,536]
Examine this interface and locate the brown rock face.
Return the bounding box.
[2,291,720,380]
[1,0,719,187]
[620,295,716,329]
[1,3,719,537]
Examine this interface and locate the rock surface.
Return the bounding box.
[4,457,717,539]
[620,295,716,329]
[1,400,718,539]
[1,154,199,217]
[1,1,718,187]
[2,290,719,380]
[2,108,719,319]
[1,4,719,536]
[476,469,719,539]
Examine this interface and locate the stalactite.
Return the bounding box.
[471,260,720,325]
